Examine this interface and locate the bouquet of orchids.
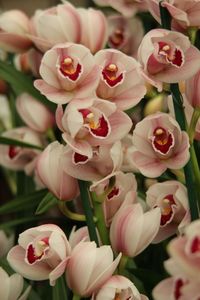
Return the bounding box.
[0,0,200,299]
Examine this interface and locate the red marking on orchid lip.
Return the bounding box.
[109,29,124,47]
[90,115,109,138]
[8,146,20,159]
[102,63,123,87]
[190,236,200,254]
[158,42,184,67]
[171,48,183,67]
[159,194,176,226]
[73,152,89,164]
[107,186,119,200]
[60,57,82,81]
[26,237,49,265]
[26,244,43,265]
[152,127,174,155]
[174,279,184,300]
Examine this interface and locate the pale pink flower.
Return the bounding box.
[36,141,79,201]
[66,241,121,297]
[92,275,149,300]
[168,219,200,281]
[138,29,200,91]
[94,0,148,17]
[62,141,123,181]
[7,224,71,286]
[0,10,32,53]
[107,15,144,57]
[34,43,100,104]
[146,181,190,243]
[56,98,132,158]
[0,267,31,300]
[69,227,90,249]
[185,68,200,108]
[153,276,200,300]
[0,127,43,173]
[0,231,14,258]
[14,49,43,77]
[16,93,54,133]
[95,49,146,110]
[129,112,190,178]
[90,171,137,225]
[77,8,108,54]
[147,0,200,30]
[30,2,81,52]
[110,200,161,257]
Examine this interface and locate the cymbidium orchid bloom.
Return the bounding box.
[77,8,108,54]
[146,181,190,243]
[167,219,200,281]
[16,93,54,133]
[0,10,32,53]
[56,98,132,158]
[92,275,149,300]
[129,112,190,178]
[30,2,81,52]
[90,171,138,226]
[36,141,79,201]
[65,241,121,297]
[0,127,43,173]
[34,43,100,104]
[7,224,71,286]
[0,267,31,300]
[94,0,148,17]
[62,141,123,181]
[185,68,200,108]
[138,29,200,91]
[95,49,146,110]
[0,230,14,257]
[107,15,144,57]
[110,199,161,257]
[147,0,200,30]
[153,275,200,300]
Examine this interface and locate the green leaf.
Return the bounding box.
[52,276,68,300]
[0,189,47,215]
[0,216,42,229]
[0,136,43,150]
[35,192,58,215]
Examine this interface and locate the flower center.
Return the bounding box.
[174,278,185,300]
[8,145,20,159]
[107,186,120,200]
[59,56,82,81]
[152,127,174,155]
[102,63,123,87]
[26,237,49,265]
[114,294,121,300]
[190,236,200,254]
[109,29,124,47]
[73,152,89,165]
[159,194,176,226]
[158,42,184,67]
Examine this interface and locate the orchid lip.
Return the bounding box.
[151,127,175,155]
[73,152,89,165]
[57,55,82,81]
[102,63,124,87]
[25,239,49,265]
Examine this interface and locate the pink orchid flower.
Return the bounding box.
[16,93,54,133]
[92,275,149,300]
[56,98,132,158]
[36,141,79,201]
[138,29,200,91]
[30,2,81,52]
[147,0,200,30]
[7,224,71,286]
[110,198,161,257]
[0,267,31,300]
[168,219,200,281]
[77,8,108,54]
[107,15,144,57]
[0,10,32,53]
[62,141,123,182]
[95,49,146,110]
[129,112,190,178]
[34,43,100,104]
[0,230,14,258]
[66,241,121,297]
[186,68,200,108]
[153,275,200,300]
[0,127,43,173]
[146,180,190,243]
[90,171,138,226]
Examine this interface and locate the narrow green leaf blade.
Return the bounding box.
[35,192,58,215]
[0,136,43,150]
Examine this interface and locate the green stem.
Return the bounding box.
[47,128,56,142]
[58,201,97,222]
[72,294,81,300]
[188,108,200,143]
[91,191,110,245]
[160,6,199,220]
[78,180,99,246]
[118,255,129,276]
[187,27,198,45]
